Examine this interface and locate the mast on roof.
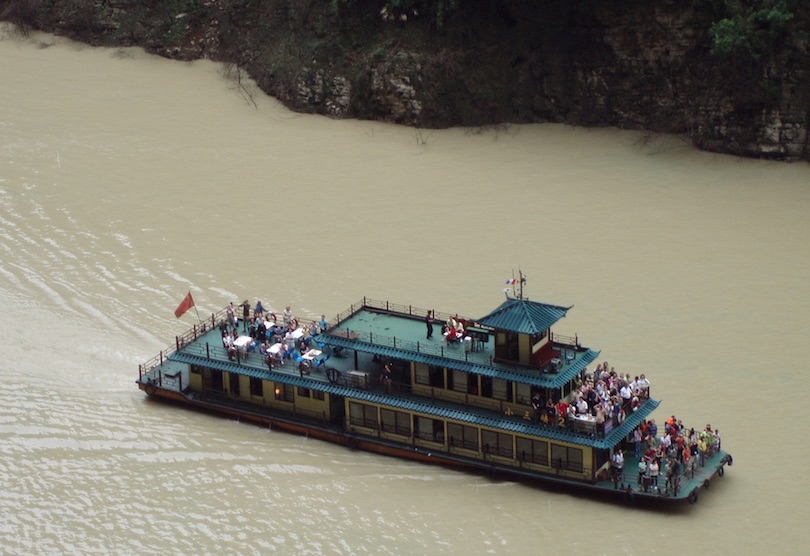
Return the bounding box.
[504,269,528,300]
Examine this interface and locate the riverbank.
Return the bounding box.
[3,0,809,160]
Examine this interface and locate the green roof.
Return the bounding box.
[477,297,571,335]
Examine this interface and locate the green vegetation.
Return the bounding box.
[709,0,794,60]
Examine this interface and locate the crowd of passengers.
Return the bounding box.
[219,300,328,370]
[530,362,651,431]
[530,362,722,494]
[621,417,722,495]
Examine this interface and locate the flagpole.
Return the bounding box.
[191,291,203,325]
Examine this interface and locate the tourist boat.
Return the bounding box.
[138,284,732,505]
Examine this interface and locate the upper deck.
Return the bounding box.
[320,298,600,390]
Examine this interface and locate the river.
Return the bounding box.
[1,25,809,555]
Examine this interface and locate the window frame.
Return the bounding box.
[380,408,412,436]
[448,422,480,451]
[482,430,514,458]
[349,402,378,429]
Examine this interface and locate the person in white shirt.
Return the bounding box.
[637,374,650,397]
[611,450,624,487]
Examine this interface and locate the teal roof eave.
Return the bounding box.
[319,333,599,390]
[167,351,651,449]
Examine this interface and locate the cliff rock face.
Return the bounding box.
[5,0,808,160]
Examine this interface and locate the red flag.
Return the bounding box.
[174,292,194,318]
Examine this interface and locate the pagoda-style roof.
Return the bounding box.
[477,297,571,335]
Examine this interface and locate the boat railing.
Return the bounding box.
[139,306,233,379]
[332,326,496,366]
[355,297,484,331]
[325,299,368,332]
[553,333,580,349]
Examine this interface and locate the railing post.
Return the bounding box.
[393,337,396,348]
[160,351,163,365]
[179,373,183,392]
[206,343,210,358]
[139,364,142,380]
[176,336,180,351]
[193,324,197,340]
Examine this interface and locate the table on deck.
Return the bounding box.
[234,336,253,348]
[570,413,596,433]
[302,349,322,361]
[234,335,254,357]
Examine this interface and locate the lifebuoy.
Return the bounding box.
[688,489,699,505]
[346,436,358,449]
[145,383,156,396]
[718,465,725,477]
[703,479,710,490]
[727,454,733,466]
[291,317,299,329]
[270,312,277,323]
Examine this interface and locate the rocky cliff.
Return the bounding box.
[4,0,809,160]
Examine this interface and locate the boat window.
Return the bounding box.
[515,383,531,405]
[429,365,444,388]
[448,423,479,451]
[450,370,467,393]
[551,444,584,473]
[481,376,492,397]
[516,437,549,466]
[482,430,513,458]
[312,390,325,401]
[274,383,294,402]
[349,402,378,429]
[211,370,223,391]
[249,377,263,397]
[229,373,240,396]
[297,387,311,398]
[492,378,510,401]
[414,364,430,385]
[467,373,478,395]
[415,416,444,443]
[381,409,411,436]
